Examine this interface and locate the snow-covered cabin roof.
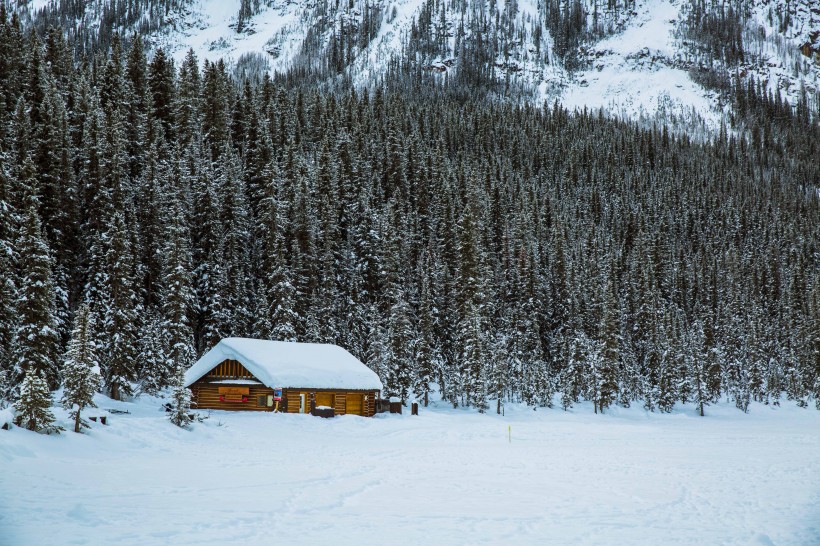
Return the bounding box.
[184,338,383,391]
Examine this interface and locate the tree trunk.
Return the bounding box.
[74,407,82,433]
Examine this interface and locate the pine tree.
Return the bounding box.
[217,147,253,337]
[101,211,141,400]
[456,201,490,410]
[160,194,196,386]
[0,215,16,403]
[148,48,176,141]
[268,266,299,341]
[191,167,228,354]
[15,203,60,391]
[14,367,61,433]
[174,49,202,151]
[688,321,709,416]
[61,304,101,433]
[138,313,166,395]
[413,256,437,407]
[462,307,489,411]
[385,288,414,403]
[560,332,588,410]
[168,369,193,428]
[124,34,150,182]
[597,261,620,412]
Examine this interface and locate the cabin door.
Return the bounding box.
[346,394,363,416]
[299,393,307,413]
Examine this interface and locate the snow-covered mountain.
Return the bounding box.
[21,0,820,127]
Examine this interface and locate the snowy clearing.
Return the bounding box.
[1,396,819,545]
[560,0,724,129]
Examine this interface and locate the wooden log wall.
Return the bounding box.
[190,376,380,417]
[366,392,376,417]
[190,380,275,412]
[334,393,347,415]
[285,390,303,413]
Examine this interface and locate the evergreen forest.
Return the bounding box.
[0,8,818,417]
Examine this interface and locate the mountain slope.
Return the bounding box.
[21,0,820,127]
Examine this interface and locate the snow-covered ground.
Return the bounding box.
[1,394,819,545]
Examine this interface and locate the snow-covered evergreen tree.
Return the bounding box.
[462,308,489,412]
[560,332,588,411]
[0,247,16,403]
[159,193,196,385]
[15,367,61,433]
[688,321,709,417]
[597,263,620,412]
[217,147,253,338]
[385,288,414,403]
[138,313,166,395]
[61,303,101,433]
[168,370,193,428]
[268,267,300,341]
[15,203,61,391]
[101,211,140,400]
[191,168,227,354]
[412,257,437,407]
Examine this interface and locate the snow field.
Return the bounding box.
[561,0,725,129]
[1,394,819,545]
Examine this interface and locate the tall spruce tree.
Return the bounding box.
[159,194,196,386]
[413,254,437,407]
[101,211,140,400]
[61,303,101,433]
[138,313,166,395]
[15,203,60,391]
[385,288,414,403]
[0,176,16,402]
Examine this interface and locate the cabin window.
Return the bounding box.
[256,395,274,407]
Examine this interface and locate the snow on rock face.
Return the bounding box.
[184,337,383,391]
[559,0,724,130]
[158,0,303,70]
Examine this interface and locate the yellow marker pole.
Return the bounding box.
[508,424,511,443]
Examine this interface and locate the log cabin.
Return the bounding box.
[183,338,383,416]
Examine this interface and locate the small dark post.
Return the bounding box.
[310,395,316,415]
[411,402,419,415]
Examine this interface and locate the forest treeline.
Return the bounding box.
[0,8,818,416]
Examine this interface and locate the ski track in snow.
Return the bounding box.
[0,394,819,545]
